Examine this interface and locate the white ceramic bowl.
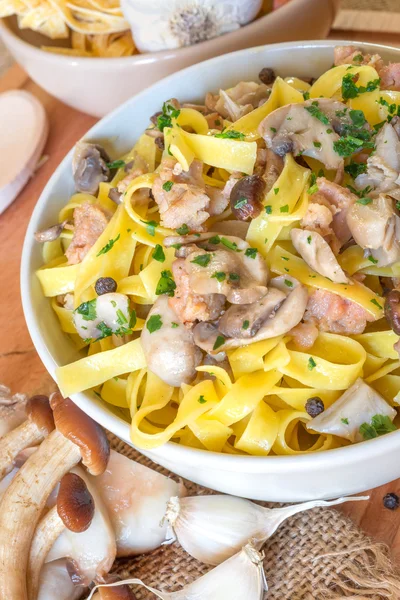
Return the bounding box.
[0,0,339,117]
[22,40,400,502]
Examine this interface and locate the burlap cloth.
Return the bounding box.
[107,434,400,600]
[341,0,400,11]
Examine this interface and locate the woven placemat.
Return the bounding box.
[108,434,400,600]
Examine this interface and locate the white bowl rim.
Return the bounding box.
[20,38,400,473]
[0,0,322,67]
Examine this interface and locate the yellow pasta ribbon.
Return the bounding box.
[51,298,76,334]
[56,338,146,396]
[228,336,283,379]
[309,64,379,100]
[188,416,233,452]
[130,380,219,449]
[234,401,279,456]
[270,245,384,319]
[272,410,335,455]
[246,155,309,255]
[280,333,366,390]
[267,386,341,411]
[101,376,129,408]
[36,262,78,297]
[208,369,282,426]
[352,330,400,359]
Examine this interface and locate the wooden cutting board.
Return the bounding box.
[1,26,400,561]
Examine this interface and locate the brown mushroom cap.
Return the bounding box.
[57,472,95,533]
[99,577,137,600]
[25,395,55,434]
[50,392,110,476]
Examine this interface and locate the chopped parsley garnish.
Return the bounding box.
[333,135,373,158]
[176,223,190,235]
[307,172,318,195]
[359,414,396,440]
[349,109,366,127]
[377,97,397,116]
[129,308,137,329]
[191,253,212,267]
[152,244,165,263]
[171,243,182,250]
[157,101,181,131]
[97,321,113,339]
[106,159,126,170]
[341,73,380,100]
[302,91,310,101]
[280,205,289,213]
[155,270,176,297]
[368,255,378,264]
[162,180,174,192]
[265,205,272,214]
[344,160,367,178]
[209,235,221,245]
[198,395,207,404]
[221,237,241,252]
[373,121,386,131]
[234,197,248,209]
[229,272,240,281]
[341,418,349,425]
[308,357,317,370]
[336,108,348,117]
[273,187,279,195]
[370,298,383,309]
[242,320,250,330]
[140,220,157,236]
[326,128,333,134]
[146,314,163,333]
[284,279,293,287]
[171,322,179,328]
[281,256,289,261]
[305,103,330,126]
[213,335,225,351]
[214,129,245,140]
[307,235,312,244]
[270,126,277,132]
[353,53,363,64]
[97,234,120,256]
[76,299,97,321]
[356,197,372,205]
[215,119,221,126]
[396,201,400,212]
[212,271,226,282]
[116,309,128,325]
[245,248,258,259]
[313,141,322,148]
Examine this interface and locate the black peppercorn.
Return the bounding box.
[305,396,325,417]
[259,67,276,85]
[383,493,400,510]
[95,277,117,296]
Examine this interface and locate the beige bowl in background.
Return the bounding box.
[0,0,339,117]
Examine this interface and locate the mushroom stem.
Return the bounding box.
[28,506,65,600]
[0,420,44,480]
[0,395,54,480]
[0,430,81,600]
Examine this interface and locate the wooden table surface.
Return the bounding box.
[2,26,400,562]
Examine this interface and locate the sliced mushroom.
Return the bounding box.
[91,449,184,557]
[0,401,27,439]
[306,378,397,442]
[346,194,400,266]
[259,98,350,170]
[37,560,85,600]
[218,288,286,339]
[184,236,269,305]
[355,122,400,195]
[290,228,348,283]
[0,392,109,600]
[45,466,116,586]
[28,472,94,600]
[73,293,132,341]
[194,279,308,354]
[72,142,110,195]
[141,296,202,387]
[0,395,54,480]
[34,221,71,243]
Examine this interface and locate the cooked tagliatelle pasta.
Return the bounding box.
[35,45,400,456]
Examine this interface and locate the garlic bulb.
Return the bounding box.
[120,0,263,53]
[165,494,369,565]
[87,541,267,600]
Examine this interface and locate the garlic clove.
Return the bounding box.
[87,541,267,600]
[120,0,263,54]
[165,493,369,565]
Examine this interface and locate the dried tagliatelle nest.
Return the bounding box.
[0,0,292,58]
